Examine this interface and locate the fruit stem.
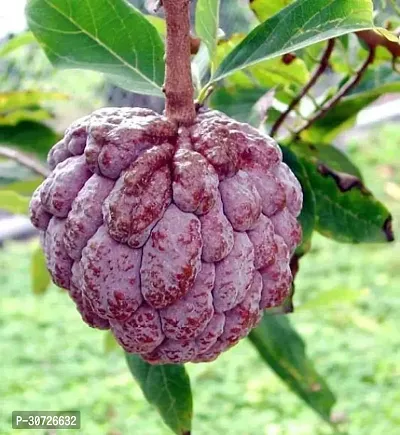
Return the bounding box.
[163,0,196,126]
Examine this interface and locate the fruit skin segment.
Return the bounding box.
[30,107,303,364]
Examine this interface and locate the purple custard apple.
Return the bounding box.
[29,107,303,364]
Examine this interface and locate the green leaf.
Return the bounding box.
[0,31,37,56]
[249,314,336,422]
[211,85,268,123]
[281,145,316,254]
[301,158,394,243]
[26,0,165,96]
[31,243,51,295]
[192,43,211,90]
[297,287,362,311]
[329,34,358,74]
[0,91,68,112]
[125,354,192,435]
[195,0,220,68]
[220,0,258,35]
[348,63,400,96]
[304,63,400,143]
[212,0,374,82]
[145,15,166,37]
[216,35,310,88]
[0,109,52,126]
[0,178,43,195]
[251,57,310,87]
[303,96,375,144]
[250,0,294,22]
[292,142,363,179]
[0,190,30,214]
[248,88,277,127]
[0,121,59,156]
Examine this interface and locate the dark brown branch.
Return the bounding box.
[294,48,376,138]
[163,0,196,126]
[0,146,49,178]
[270,39,335,138]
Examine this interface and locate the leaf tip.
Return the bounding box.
[383,216,395,242]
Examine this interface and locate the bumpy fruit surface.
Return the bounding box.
[30,107,302,364]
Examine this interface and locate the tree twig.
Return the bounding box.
[270,39,335,138]
[163,0,196,126]
[294,47,376,138]
[0,146,49,178]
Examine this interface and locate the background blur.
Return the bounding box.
[1,1,400,434]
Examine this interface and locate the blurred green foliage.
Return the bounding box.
[1,123,399,435]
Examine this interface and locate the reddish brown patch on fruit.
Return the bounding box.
[160,263,215,340]
[247,214,277,270]
[270,208,302,254]
[111,304,164,353]
[213,232,255,312]
[172,149,219,215]
[141,205,202,309]
[200,193,234,262]
[43,218,73,289]
[104,160,172,248]
[219,170,262,231]
[41,155,91,218]
[64,174,115,260]
[80,226,143,321]
[30,186,51,231]
[260,235,292,308]
[70,262,110,329]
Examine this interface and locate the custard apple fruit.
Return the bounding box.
[30,107,302,364]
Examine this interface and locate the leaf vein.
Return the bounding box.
[43,0,160,90]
